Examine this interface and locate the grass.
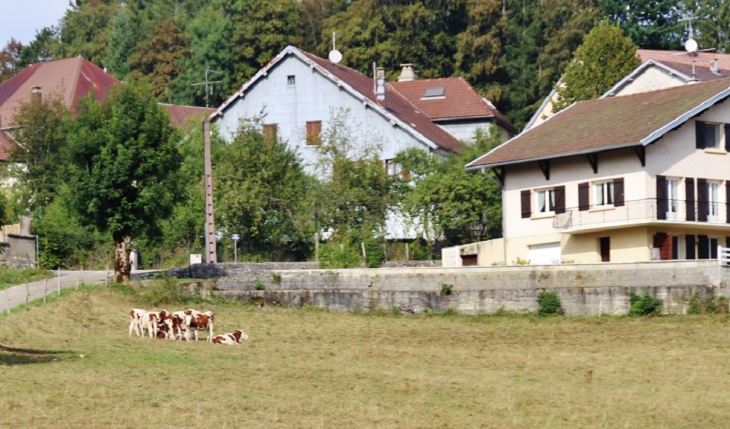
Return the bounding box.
[0,266,54,292]
[1,285,730,428]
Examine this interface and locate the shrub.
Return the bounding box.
[141,275,181,306]
[441,283,453,295]
[687,293,729,315]
[272,273,282,284]
[537,291,563,316]
[254,281,265,290]
[628,291,663,317]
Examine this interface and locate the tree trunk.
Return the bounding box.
[114,235,132,283]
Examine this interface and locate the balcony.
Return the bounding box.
[552,198,730,233]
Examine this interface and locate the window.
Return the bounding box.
[287,75,296,85]
[703,122,720,149]
[422,86,446,98]
[306,121,321,145]
[695,120,725,150]
[593,181,614,207]
[708,180,720,220]
[263,124,277,142]
[383,159,407,177]
[667,178,680,217]
[536,188,556,213]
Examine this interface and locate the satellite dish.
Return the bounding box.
[328,49,342,64]
[685,38,699,53]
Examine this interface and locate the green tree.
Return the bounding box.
[553,21,641,112]
[103,8,137,78]
[17,27,60,69]
[693,0,730,53]
[214,116,313,259]
[58,0,118,64]
[66,83,182,282]
[598,0,683,49]
[0,38,23,83]
[8,93,70,214]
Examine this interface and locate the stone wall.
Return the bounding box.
[189,260,730,316]
[0,235,36,268]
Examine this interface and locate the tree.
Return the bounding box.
[103,9,137,78]
[8,93,70,214]
[66,83,182,282]
[598,0,684,49]
[0,39,23,83]
[692,0,730,53]
[214,116,314,259]
[57,0,118,65]
[17,27,60,70]
[553,21,641,112]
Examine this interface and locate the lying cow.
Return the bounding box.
[212,330,248,345]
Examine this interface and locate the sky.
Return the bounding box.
[0,1,71,46]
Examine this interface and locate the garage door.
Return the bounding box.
[528,242,561,265]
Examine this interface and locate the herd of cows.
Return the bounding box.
[128,308,249,345]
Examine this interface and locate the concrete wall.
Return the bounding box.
[0,235,36,268]
[185,261,730,316]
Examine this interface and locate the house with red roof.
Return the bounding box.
[209,46,515,176]
[447,79,730,266]
[526,50,730,131]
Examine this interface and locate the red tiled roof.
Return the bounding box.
[389,77,516,131]
[161,104,215,129]
[656,60,730,81]
[468,78,730,169]
[0,129,19,161]
[301,51,463,153]
[0,57,120,127]
[638,49,730,71]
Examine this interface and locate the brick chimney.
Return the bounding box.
[31,86,42,104]
[376,67,386,106]
[397,63,416,82]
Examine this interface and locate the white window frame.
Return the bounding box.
[667,178,680,219]
[708,180,721,221]
[535,188,556,214]
[593,181,614,207]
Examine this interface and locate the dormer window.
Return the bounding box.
[422,86,445,99]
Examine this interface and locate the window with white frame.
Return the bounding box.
[708,180,721,219]
[536,188,556,213]
[702,122,721,149]
[383,159,403,176]
[667,178,680,216]
[593,181,614,207]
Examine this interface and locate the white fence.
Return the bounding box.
[719,246,730,266]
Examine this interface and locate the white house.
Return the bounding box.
[447,78,730,266]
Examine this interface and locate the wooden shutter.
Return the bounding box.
[306,121,321,145]
[686,178,695,221]
[554,186,566,214]
[698,235,710,259]
[613,177,624,207]
[263,124,277,142]
[653,233,672,260]
[726,237,730,248]
[521,190,531,218]
[726,181,730,223]
[578,182,589,211]
[656,175,667,220]
[725,124,730,152]
[697,178,708,222]
[686,235,696,259]
[696,120,706,149]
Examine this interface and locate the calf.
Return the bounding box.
[212,330,248,345]
[187,310,214,342]
[161,311,193,340]
[129,308,147,337]
[139,311,163,339]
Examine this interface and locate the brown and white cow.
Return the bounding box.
[212,330,248,345]
[160,311,193,340]
[138,311,164,339]
[186,310,214,342]
[129,308,147,337]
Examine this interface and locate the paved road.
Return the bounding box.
[1,270,158,312]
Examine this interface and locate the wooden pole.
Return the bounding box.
[57,270,61,296]
[5,288,9,315]
[25,283,29,308]
[43,278,48,304]
[405,242,409,261]
[106,265,109,287]
[314,232,319,262]
[76,269,81,291]
[361,242,367,260]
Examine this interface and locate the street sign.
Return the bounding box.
[231,233,240,240]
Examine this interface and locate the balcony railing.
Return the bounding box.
[552,198,729,231]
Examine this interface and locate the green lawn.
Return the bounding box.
[0,266,53,291]
[1,284,729,428]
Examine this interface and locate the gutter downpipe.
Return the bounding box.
[203,117,217,264]
[481,168,507,265]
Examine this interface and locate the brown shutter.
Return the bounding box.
[698,235,710,259]
[726,181,730,223]
[726,237,730,248]
[613,177,624,207]
[696,120,706,149]
[653,233,672,260]
[686,178,695,221]
[306,121,322,145]
[554,186,566,214]
[521,190,531,218]
[656,175,667,220]
[697,178,708,222]
[686,235,696,259]
[725,124,730,152]
[578,182,589,211]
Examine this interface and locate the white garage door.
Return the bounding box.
[528,242,561,265]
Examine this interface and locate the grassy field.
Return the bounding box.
[0,266,53,291]
[1,285,730,428]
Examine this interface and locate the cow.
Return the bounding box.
[161,311,193,340]
[186,310,214,342]
[129,308,147,337]
[212,330,248,345]
[138,311,163,339]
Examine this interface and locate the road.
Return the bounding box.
[1,270,158,312]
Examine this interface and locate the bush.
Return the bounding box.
[687,293,729,315]
[537,291,563,316]
[141,275,182,306]
[254,281,265,290]
[628,291,663,317]
[318,241,362,269]
[441,283,453,295]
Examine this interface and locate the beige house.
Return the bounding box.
[525,50,730,131]
[447,79,730,266]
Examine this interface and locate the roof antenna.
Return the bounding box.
[328,32,342,64]
[190,67,222,107]
[678,17,699,81]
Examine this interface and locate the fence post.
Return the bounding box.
[43,278,47,304]
[5,288,9,315]
[76,269,81,291]
[106,265,109,287]
[25,283,29,309]
[57,270,61,296]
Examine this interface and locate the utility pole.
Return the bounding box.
[203,116,217,264]
[190,67,222,107]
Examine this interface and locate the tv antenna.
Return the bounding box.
[673,17,718,80]
[328,32,342,64]
[190,67,222,107]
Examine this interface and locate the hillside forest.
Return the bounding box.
[0,0,722,270]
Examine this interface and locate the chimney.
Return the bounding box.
[397,63,416,82]
[711,56,720,74]
[376,67,386,106]
[31,86,42,104]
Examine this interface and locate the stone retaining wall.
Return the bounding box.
[182,260,730,316]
